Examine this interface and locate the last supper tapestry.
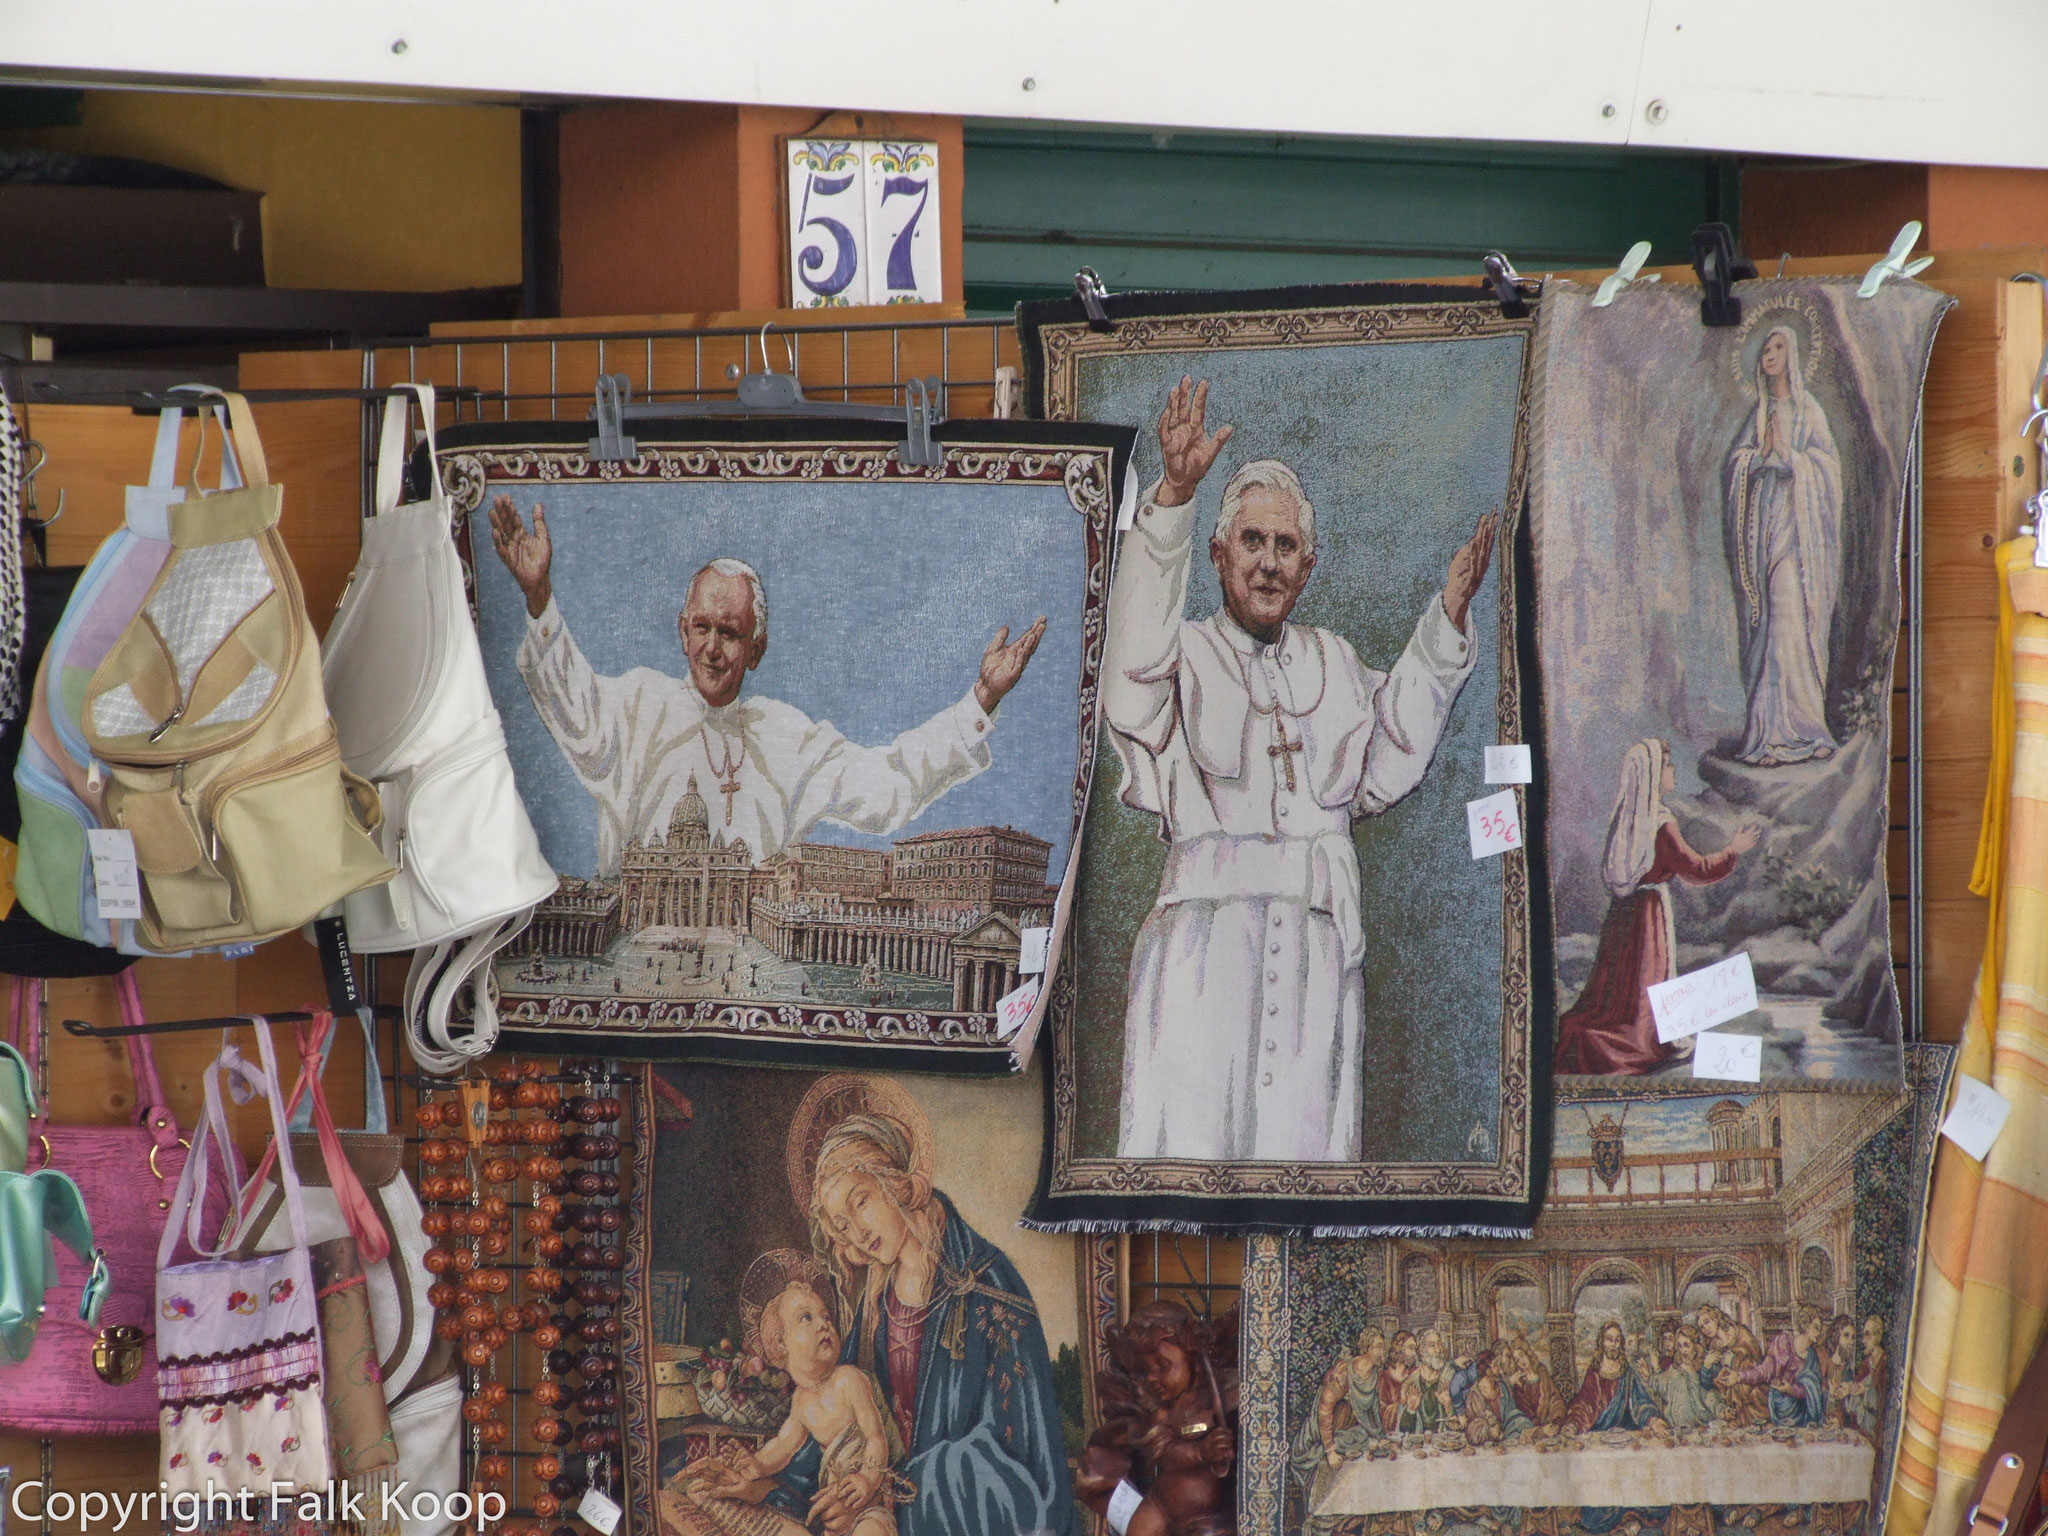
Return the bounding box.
[1235,1042,1955,1536]
[1528,278,1950,1088]
[434,418,1134,1073]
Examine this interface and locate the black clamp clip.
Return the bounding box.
[1481,253,1537,319]
[1690,223,1757,328]
[1074,267,1116,333]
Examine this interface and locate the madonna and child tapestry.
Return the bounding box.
[1236,1042,1956,1536]
[434,418,1135,1073]
[623,1059,1095,1536]
[1529,278,1951,1088]
[1018,283,1551,1236]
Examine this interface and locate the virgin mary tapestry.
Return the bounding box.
[435,418,1134,1073]
[1529,278,1951,1088]
[622,1059,1099,1536]
[1018,283,1550,1235]
[1235,1042,1956,1536]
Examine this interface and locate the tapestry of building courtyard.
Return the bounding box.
[510,776,1058,1012]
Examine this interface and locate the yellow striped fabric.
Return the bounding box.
[1888,536,2048,1536]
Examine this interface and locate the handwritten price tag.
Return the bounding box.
[577,1488,623,1536]
[994,978,1041,1041]
[1019,926,1053,975]
[1692,1029,1763,1083]
[1647,952,1758,1043]
[1106,1481,1146,1536]
[87,828,142,920]
[1466,790,1523,860]
[1939,1075,2013,1161]
[1485,744,1533,784]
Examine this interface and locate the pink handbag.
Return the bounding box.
[0,971,230,1435]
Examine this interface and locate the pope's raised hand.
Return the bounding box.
[1156,376,1234,508]
[489,493,554,618]
[1442,508,1500,632]
[974,617,1047,714]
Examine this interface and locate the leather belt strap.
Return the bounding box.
[1961,1333,2048,1536]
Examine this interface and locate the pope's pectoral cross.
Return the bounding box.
[1269,720,1304,792]
[708,734,744,825]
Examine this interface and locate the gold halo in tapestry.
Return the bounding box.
[737,1247,834,1362]
[784,1071,935,1213]
[1731,292,1827,384]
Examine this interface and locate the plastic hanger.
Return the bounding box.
[1858,222,1935,299]
[1591,241,1659,308]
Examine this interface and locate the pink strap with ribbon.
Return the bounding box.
[235,1011,389,1264]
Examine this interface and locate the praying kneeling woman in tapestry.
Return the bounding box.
[1104,378,1498,1161]
[1555,738,1759,1075]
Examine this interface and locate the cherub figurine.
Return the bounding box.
[1075,1300,1239,1536]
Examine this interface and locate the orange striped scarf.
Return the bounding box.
[1888,536,2048,1536]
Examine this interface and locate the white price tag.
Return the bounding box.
[1692,1029,1763,1083]
[1647,952,1758,1043]
[1106,1480,1145,1536]
[86,828,143,920]
[1019,926,1053,976]
[577,1487,623,1536]
[994,978,1041,1041]
[1466,789,1523,860]
[1484,744,1533,784]
[1939,1075,2013,1162]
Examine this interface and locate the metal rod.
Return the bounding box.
[63,1004,403,1038]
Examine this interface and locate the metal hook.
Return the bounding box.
[757,322,796,378]
[2012,273,2048,417]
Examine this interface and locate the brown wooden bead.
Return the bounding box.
[530,1418,565,1445]
[533,1454,561,1479]
[532,1495,560,1519]
[435,1317,464,1342]
[415,1102,442,1130]
[424,1247,455,1274]
[463,1398,492,1424]
[463,1339,493,1366]
[535,1324,562,1348]
[451,1249,477,1273]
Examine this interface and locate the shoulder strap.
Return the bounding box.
[372,383,442,516]
[1958,1332,2048,1536]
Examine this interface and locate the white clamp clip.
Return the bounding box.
[1859,222,1934,298]
[1592,241,1659,308]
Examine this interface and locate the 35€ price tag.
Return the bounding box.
[1484,744,1533,784]
[1648,952,1758,1043]
[1106,1480,1146,1536]
[86,828,142,920]
[994,978,1041,1041]
[1466,790,1523,860]
[1019,926,1053,975]
[577,1488,623,1536]
[1692,1029,1763,1083]
[1939,1075,2013,1162]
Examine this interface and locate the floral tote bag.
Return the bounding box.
[155,1018,331,1499]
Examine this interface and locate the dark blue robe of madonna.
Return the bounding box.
[843,1192,1077,1536]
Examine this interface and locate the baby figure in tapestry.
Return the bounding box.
[672,1258,900,1536]
[1105,378,1498,1161]
[488,494,1045,876]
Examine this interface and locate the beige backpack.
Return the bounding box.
[78,391,393,951]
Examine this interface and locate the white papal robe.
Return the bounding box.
[1107,485,1476,1162]
[517,598,997,878]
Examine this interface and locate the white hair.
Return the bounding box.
[1212,459,1316,551]
[685,558,769,641]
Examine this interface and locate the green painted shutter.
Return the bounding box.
[962,124,1738,313]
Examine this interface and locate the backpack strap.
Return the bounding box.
[372,384,443,517]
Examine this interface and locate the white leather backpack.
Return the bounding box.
[322,386,556,1071]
